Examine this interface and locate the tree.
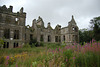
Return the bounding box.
[90,16,100,41]
[79,29,93,44]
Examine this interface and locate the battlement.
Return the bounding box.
[0,5,13,13]
[0,5,26,26]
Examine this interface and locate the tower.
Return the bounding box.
[68,15,79,43]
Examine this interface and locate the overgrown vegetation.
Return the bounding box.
[0,16,100,67]
[79,16,100,44]
[0,41,100,67]
[0,39,4,48]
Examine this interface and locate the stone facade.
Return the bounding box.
[0,5,79,48]
[0,5,26,48]
[27,16,79,44]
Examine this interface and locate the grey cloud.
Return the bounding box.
[0,0,100,29]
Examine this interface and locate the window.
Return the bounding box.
[15,18,18,21]
[48,35,51,42]
[14,30,19,39]
[14,42,18,48]
[4,29,10,39]
[55,36,58,42]
[73,27,78,32]
[30,34,33,40]
[40,35,44,41]
[63,35,65,41]
[75,28,78,32]
[73,27,75,31]
[3,42,9,48]
[15,18,19,25]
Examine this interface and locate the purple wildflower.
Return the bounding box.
[6,56,9,60]
[73,57,75,59]
[66,59,68,62]
[59,48,61,51]
[16,64,18,67]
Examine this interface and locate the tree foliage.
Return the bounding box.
[90,16,100,41]
[79,29,93,44]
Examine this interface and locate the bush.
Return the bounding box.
[56,43,61,46]
[40,42,44,46]
[0,56,5,64]
[31,43,35,48]
[23,43,31,48]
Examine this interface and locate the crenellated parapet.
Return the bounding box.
[0,5,13,13]
[0,5,26,26]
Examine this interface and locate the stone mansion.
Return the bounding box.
[0,5,79,48]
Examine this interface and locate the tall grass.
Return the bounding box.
[0,41,100,67]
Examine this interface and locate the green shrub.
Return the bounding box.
[40,42,44,46]
[30,43,35,48]
[56,43,61,46]
[23,43,31,48]
[63,49,73,62]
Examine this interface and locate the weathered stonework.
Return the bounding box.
[0,5,26,48]
[0,5,79,48]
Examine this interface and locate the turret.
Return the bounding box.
[32,19,37,29]
[47,22,52,29]
[68,15,77,26]
[68,15,78,33]
[37,16,44,27]
[20,7,23,13]
[8,6,13,12]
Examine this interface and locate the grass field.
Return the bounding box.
[0,41,100,67]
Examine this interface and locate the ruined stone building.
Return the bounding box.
[0,5,26,48]
[0,5,79,48]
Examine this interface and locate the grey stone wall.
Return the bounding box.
[0,5,26,48]
[0,5,79,48]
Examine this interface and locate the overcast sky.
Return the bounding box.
[0,0,100,29]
